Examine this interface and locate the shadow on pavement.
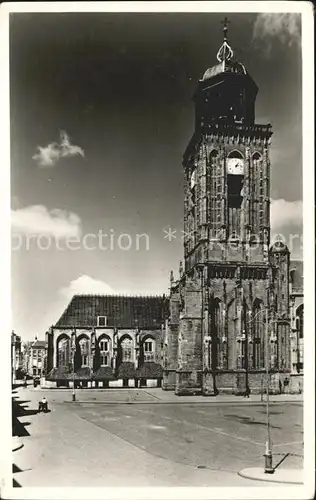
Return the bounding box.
[12,392,39,488]
[12,382,28,390]
[12,395,38,437]
[13,463,23,474]
[224,414,281,429]
[13,477,22,487]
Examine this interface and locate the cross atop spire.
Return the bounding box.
[221,16,230,41]
[217,17,234,63]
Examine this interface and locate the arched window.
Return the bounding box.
[121,337,133,362]
[228,150,243,159]
[209,150,221,231]
[252,152,261,161]
[252,299,265,369]
[79,337,89,367]
[227,151,244,218]
[296,305,304,339]
[252,152,264,227]
[296,305,304,372]
[57,336,71,368]
[210,298,221,369]
[99,336,110,366]
[143,338,155,362]
[240,302,249,370]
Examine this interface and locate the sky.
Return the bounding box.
[10,11,303,341]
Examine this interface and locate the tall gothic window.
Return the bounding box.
[79,337,89,367]
[252,152,264,230]
[227,152,244,208]
[252,299,264,369]
[57,336,71,367]
[296,305,304,371]
[240,303,249,370]
[210,298,221,369]
[143,338,155,362]
[99,336,110,367]
[209,150,221,234]
[121,337,133,362]
[297,305,304,339]
[227,151,244,240]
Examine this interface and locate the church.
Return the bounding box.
[162,22,304,395]
[45,22,303,393]
[45,295,167,388]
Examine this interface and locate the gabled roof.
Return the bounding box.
[31,340,47,349]
[55,294,167,329]
[290,260,303,291]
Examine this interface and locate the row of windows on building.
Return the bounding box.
[202,301,304,371]
[58,336,156,368]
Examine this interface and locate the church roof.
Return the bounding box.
[199,18,255,86]
[55,294,167,329]
[290,260,303,291]
[31,340,47,349]
[201,60,248,82]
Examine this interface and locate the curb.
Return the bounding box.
[238,467,303,485]
[61,400,303,406]
[28,389,303,404]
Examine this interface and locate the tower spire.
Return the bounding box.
[223,16,229,41]
[217,17,234,63]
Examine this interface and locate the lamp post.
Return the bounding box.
[197,263,206,391]
[264,305,273,473]
[72,328,76,402]
[72,352,76,401]
[246,307,273,472]
[247,309,291,473]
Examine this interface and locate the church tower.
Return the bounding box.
[163,20,291,395]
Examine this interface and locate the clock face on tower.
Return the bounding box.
[226,158,244,175]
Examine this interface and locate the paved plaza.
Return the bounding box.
[12,386,303,488]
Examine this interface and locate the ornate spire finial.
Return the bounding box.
[217,17,234,63]
[170,270,174,286]
[222,16,229,41]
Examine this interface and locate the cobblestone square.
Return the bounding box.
[12,387,303,488]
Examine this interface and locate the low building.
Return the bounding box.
[25,338,47,377]
[45,294,167,388]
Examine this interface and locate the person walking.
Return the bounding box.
[279,379,283,394]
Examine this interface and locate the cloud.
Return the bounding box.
[59,275,115,300]
[59,131,84,159]
[252,13,301,53]
[270,198,302,231]
[32,131,84,167]
[11,205,81,238]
